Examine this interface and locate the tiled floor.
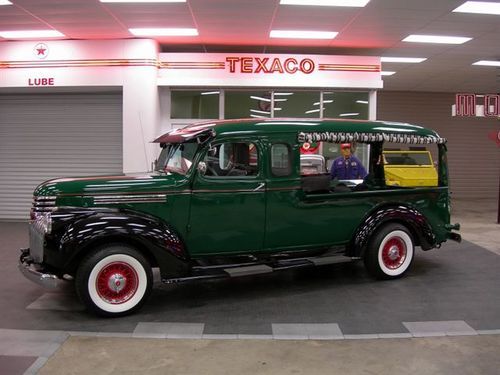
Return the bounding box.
[0,198,499,374]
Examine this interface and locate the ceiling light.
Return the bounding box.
[313,100,333,105]
[0,1,12,5]
[305,109,321,114]
[339,113,360,117]
[381,57,427,63]
[0,30,65,39]
[200,91,220,95]
[270,30,338,39]
[274,92,294,96]
[129,28,197,36]
[381,71,396,76]
[402,34,472,44]
[101,0,186,2]
[453,1,500,15]
[472,60,500,66]
[250,96,271,102]
[356,100,369,104]
[280,0,370,6]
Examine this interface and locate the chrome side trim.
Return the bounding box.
[93,194,167,205]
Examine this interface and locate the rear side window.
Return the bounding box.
[271,143,291,177]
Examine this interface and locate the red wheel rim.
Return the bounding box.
[96,261,138,304]
[381,237,407,269]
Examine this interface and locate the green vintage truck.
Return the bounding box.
[19,119,461,317]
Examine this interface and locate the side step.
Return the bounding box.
[224,264,273,277]
[163,254,353,283]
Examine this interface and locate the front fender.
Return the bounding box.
[47,207,190,278]
[348,204,436,257]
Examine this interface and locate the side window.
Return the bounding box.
[271,143,291,177]
[300,154,327,175]
[382,144,438,187]
[203,142,258,177]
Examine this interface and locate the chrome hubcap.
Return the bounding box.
[387,246,400,260]
[108,273,126,293]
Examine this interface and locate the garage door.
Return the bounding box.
[0,92,123,220]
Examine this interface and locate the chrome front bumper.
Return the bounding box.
[19,248,62,289]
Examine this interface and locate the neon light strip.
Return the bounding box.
[161,61,225,69]
[318,64,380,72]
[0,59,159,69]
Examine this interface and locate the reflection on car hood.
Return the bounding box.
[34,172,189,197]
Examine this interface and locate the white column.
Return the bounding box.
[368,90,377,120]
[121,40,160,173]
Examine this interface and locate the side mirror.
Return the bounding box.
[197,161,207,175]
[208,144,217,157]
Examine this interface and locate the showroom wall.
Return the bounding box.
[378,91,500,200]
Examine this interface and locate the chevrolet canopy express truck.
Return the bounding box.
[19,119,461,317]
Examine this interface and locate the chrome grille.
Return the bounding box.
[31,196,56,218]
[29,222,45,263]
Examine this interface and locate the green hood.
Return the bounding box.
[34,173,189,197]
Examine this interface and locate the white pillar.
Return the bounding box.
[122,40,160,173]
[369,90,377,120]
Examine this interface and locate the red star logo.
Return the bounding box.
[33,43,49,59]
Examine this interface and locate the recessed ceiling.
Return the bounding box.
[1,0,499,92]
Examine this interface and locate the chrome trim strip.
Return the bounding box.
[60,190,192,197]
[192,189,265,193]
[93,194,167,205]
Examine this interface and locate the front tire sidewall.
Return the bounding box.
[77,247,152,317]
[88,254,148,315]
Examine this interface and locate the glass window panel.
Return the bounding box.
[274,91,320,118]
[203,142,258,177]
[171,90,219,119]
[225,91,272,119]
[271,143,291,176]
[322,92,369,120]
[323,142,370,176]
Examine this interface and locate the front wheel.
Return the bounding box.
[364,223,414,280]
[76,245,153,317]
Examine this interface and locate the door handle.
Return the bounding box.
[254,183,265,191]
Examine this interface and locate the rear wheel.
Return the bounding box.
[364,223,414,280]
[76,245,153,317]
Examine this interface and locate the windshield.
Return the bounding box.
[155,142,198,175]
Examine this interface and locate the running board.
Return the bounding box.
[162,255,353,283]
[224,264,273,277]
[307,256,353,266]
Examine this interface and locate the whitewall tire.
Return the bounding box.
[364,224,414,280]
[76,246,153,317]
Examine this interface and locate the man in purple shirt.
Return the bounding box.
[330,143,367,180]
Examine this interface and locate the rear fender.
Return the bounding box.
[348,204,436,257]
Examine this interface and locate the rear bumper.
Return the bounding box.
[18,248,62,289]
[445,223,461,243]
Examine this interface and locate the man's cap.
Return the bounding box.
[341,143,351,149]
